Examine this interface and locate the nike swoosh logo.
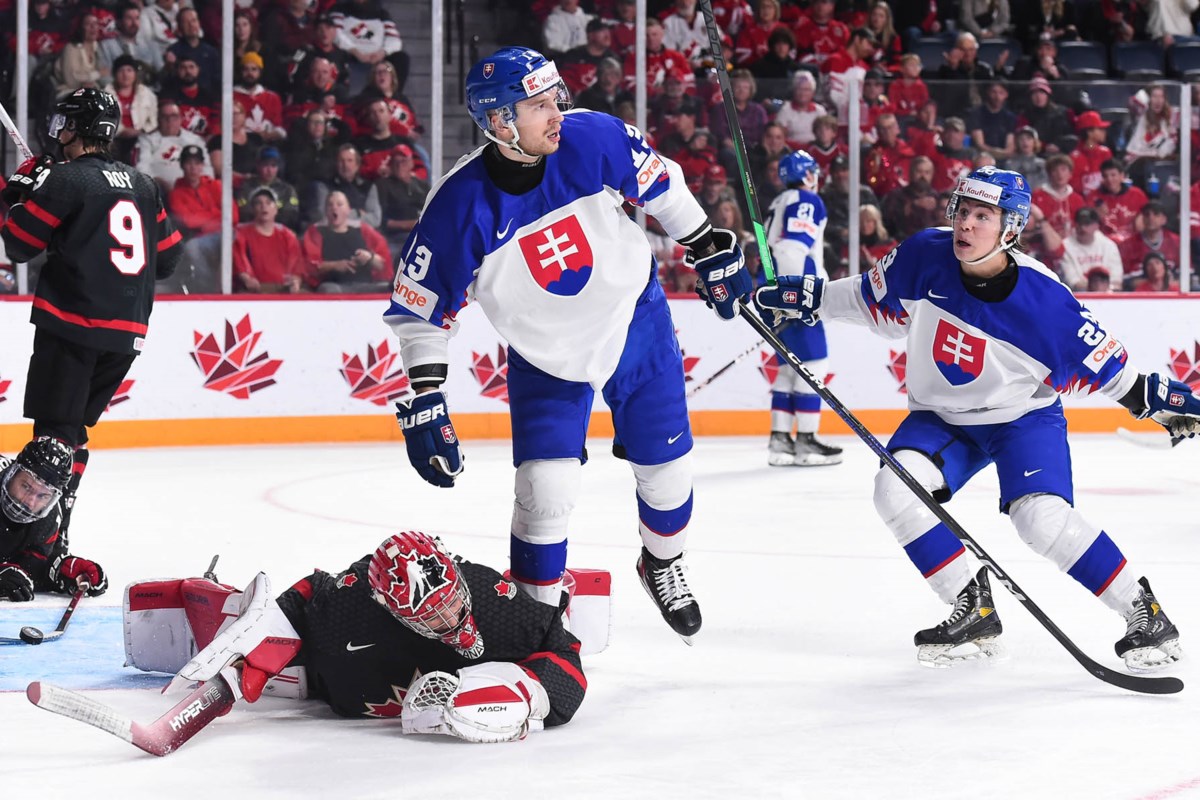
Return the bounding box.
[345,642,376,652]
[496,219,512,239]
[667,431,686,444]
[1023,469,1043,477]
[928,290,948,300]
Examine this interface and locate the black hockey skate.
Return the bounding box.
[914,567,1004,668]
[793,433,843,466]
[636,548,701,645]
[767,431,797,467]
[1115,577,1182,673]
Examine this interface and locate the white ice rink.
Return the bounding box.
[1,433,1198,799]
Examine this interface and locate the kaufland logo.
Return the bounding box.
[340,340,411,406]
[522,63,559,95]
[955,177,1002,205]
[190,315,283,399]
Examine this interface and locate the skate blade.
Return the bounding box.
[917,636,1006,668]
[1123,639,1183,673]
[678,633,695,647]
[767,453,796,467]
[792,453,844,467]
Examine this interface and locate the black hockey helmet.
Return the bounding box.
[49,87,119,143]
[2,437,72,524]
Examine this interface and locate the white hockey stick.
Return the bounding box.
[1115,427,1175,450]
[0,101,35,162]
[27,677,237,757]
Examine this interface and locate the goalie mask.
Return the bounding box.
[368,532,484,659]
[2,437,72,524]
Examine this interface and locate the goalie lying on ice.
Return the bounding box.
[124,532,590,743]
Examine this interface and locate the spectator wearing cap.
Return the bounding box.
[821,155,880,277]
[234,187,307,294]
[622,18,692,97]
[1041,205,1123,291]
[1032,153,1084,237]
[749,28,802,92]
[734,0,786,67]
[1120,201,1180,280]
[104,54,157,165]
[574,57,633,116]
[160,54,219,136]
[882,155,941,239]
[774,72,826,147]
[648,71,707,141]
[302,190,392,294]
[1129,251,1178,292]
[288,14,353,97]
[135,100,211,193]
[709,69,769,163]
[1010,31,1073,81]
[1005,126,1048,189]
[165,7,220,93]
[794,0,851,69]
[354,98,427,182]
[930,117,978,192]
[807,114,848,182]
[235,53,287,143]
[662,0,710,68]
[698,164,736,219]
[822,28,878,129]
[1070,111,1114,195]
[934,32,994,112]
[236,146,301,230]
[208,100,264,188]
[890,54,929,118]
[968,79,1018,160]
[1087,158,1146,244]
[1016,76,1072,155]
[543,0,591,57]
[168,144,224,292]
[858,69,895,142]
[866,113,914,197]
[306,143,382,228]
[959,0,1011,40]
[560,19,619,93]
[99,4,163,79]
[376,144,430,251]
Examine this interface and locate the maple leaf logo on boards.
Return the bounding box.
[340,340,411,405]
[757,351,834,388]
[675,329,700,382]
[888,349,908,394]
[190,315,283,399]
[0,374,10,404]
[470,345,509,403]
[104,379,135,411]
[1167,341,1200,391]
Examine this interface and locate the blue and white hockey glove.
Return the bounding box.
[1137,373,1200,444]
[395,391,464,488]
[691,228,751,321]
[753,274,824,328]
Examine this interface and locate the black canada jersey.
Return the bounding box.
[1,154,182,354]
[276,555,587,725]
[0,455,67,589]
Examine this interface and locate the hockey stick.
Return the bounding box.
[686,339,763,397]
[696,1,1182,695]
[27,677,237,757]
[0,581,88,645]
[1116,427,1176,450]
[0,100,36,162]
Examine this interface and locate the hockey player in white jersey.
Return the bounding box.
[756,166,1198,671]
[762,150,842,467]
[383,47,752,643]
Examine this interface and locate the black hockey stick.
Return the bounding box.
[696,0,1182,695]
[687,339,763,397]
[0,581,88,645]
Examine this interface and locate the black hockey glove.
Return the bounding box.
[690,228,751,320]
[395,390,464,488]
[0,562,35,602]
[1,155,53,207]
[51,555,108,596]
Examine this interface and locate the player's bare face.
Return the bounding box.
[952,198,1006,272]
[503,92,564,160]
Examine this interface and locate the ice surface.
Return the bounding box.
[2,434,1198,799]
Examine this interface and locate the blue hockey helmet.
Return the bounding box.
[945,166,1033,250]
[465,47,572,142]
[778,149,820,188]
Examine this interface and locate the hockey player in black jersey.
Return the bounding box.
[1,88,183,544]
[0,437,108,601]
[131,531,586,745]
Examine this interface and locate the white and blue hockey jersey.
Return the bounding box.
[819,228,1137,425]
[383,110,709,386]
[764,187,827,280]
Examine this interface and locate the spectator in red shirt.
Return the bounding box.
[1070,110,1113,196]
[930,116,977,192]
[859,203,898,265]
[1032,153,1084,237]
[881,155,941,239]
[160,55,218,137]
[794,0,851,69]
[263,0,317,85]
[168,144,223,293]
[822,27,878,128]
[302,190,392,294]
[560,19,619,94]
[864,1,904,68]
[1088,158,1147,244]
[858,69,895,141]
[235,52,287,143]
[233,187,307,293]
[890,53,929,118]
[807,114,848,183]
[1129,251,1179,292]
[1119,201,1180,281]
[866,113,914,197]
[906,99,942,158]
[734,0,785,66]
[608,0,639,59]
[622,17,691,97]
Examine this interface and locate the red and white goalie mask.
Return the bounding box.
[368,532,484,659]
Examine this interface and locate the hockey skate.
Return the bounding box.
[767,432,797,466]
[1115,577,1182,673]
[793,433,843,466]
[636,548,701,645]
[914,567,1005,668]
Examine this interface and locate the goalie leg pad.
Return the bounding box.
[123,578,240,674]
[401,662,550,743]
[511,458,580,604]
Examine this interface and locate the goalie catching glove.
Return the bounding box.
[753,273,824,328]
[401,661,550,743]
[1135,373,1200,444]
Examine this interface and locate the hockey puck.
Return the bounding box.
[19,626,44,645]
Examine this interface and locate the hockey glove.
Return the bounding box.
[754,274,824,328]
[401,662,551,743]
[1,155,52,207]
[51,555,108,596]
[395,390,464,488]
[1136,373,1200,444]
[0,562,34,602]
[691,228,751,321]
